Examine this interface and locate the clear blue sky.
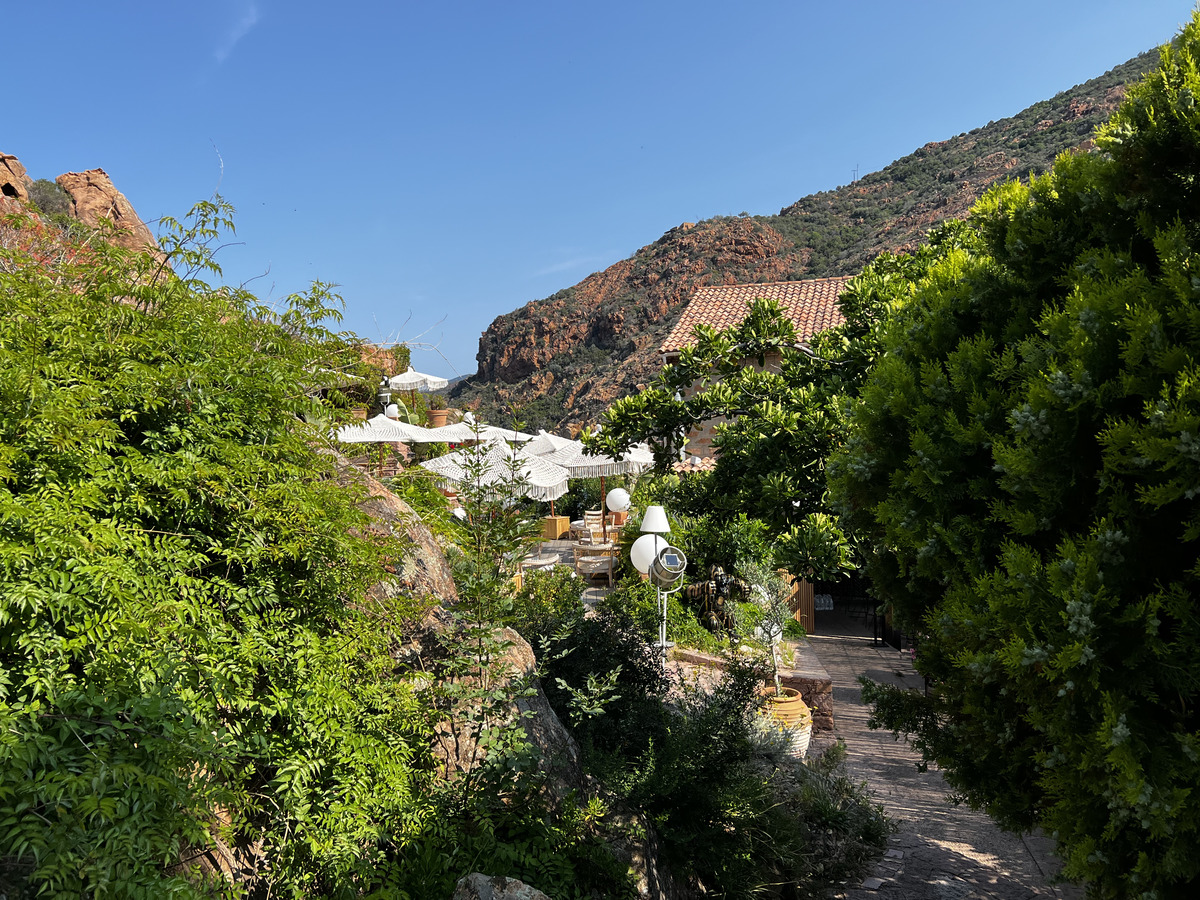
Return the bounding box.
[5,2,1191,376]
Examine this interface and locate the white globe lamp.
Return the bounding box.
[605,488,631,513]
[630,533,668,575]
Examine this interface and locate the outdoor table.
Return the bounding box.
[522,553,560,570]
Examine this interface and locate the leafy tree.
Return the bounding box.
[0,202,438,896]
[589,290,883,579]
[829,18,1200,897]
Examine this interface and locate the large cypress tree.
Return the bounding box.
[829,16,1200,898]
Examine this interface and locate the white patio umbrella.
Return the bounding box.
[335,414,438,444]
[388,366,450,392]
[535,440,655,538]
[461,412,534,443]
[523,429,579,457]
[419,438,569,502]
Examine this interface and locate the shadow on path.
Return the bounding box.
[808,609,1083,900]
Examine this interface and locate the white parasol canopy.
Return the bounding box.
[460,412,534,442]
[389,366,450,392]
[536,440,656,478]
[419,438,570,501]
[335,414,438,444]
[523,429,579,457]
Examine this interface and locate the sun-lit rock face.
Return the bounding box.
[56,167,158,252]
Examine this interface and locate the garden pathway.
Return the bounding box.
[808,608,1083,900]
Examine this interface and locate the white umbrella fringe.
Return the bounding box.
[389,366,450,391]
[419,439,569,502]
[538,441,656,478]
[335,414,439,443]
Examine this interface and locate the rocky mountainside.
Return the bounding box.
[453,50,1157,432]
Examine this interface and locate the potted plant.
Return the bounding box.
[425,393,450,427]
[743,564,813,756]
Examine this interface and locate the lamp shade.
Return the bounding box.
[630,534,668,575]
[385,403,400,418]
[640,505,670,533]
[605,488,631,513]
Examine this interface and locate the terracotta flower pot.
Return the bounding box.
[426,409,449,427]
[760,686,813,758]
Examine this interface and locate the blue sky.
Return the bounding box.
[5,2,1191,376]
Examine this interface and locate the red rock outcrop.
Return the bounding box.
[56,168,158,252]
[0,153,33,215]
[461,216,800,425]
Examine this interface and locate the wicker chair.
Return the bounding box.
[573,544,614,587]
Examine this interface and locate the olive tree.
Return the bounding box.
[829,18,1200,898]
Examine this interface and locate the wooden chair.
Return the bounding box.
[573,543,614,587]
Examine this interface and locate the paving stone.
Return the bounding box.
[861,876,886,890]
[807,608,1085,900]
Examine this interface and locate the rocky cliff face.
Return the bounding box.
[56,168,158,251]
[456,51,1155,432]
[0,152,157,253]
[458,216,801,430]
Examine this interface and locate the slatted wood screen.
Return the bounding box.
[778,570,817,635]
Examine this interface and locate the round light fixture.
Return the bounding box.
[605,487,631,513]
[630,533,668,574]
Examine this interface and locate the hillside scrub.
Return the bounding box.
[0,203,439,895]
[830,17,1200,898]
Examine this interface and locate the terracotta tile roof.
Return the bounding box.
[660,277,852,354]
[672,456,717,474]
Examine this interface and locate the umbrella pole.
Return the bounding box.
[600,475,607,542]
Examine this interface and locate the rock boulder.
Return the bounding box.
[56,168,158,252]
[452,874,551,900]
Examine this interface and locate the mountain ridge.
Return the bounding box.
[452,49,1159,432]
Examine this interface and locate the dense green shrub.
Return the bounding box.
[26,178,71,220]
[537,608,673,771]
[831,17,1200,897]
[537,597,888,897]
[505,565,586,639]
[0,202,437,896]
[600,577,724,653]
[385,777,635,899]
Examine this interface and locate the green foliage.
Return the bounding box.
[384,469,460,541]
[667,511,772,576]
[534,597,888,897]
[830,18,1200,897]
[386,778,634,899]
[594,296,877,582]
[0,201,437,896]
[505,565,586,639]
[25,178,71,222]
[600,578,723,654]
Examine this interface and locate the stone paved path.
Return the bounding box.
[808,608,1083,900]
